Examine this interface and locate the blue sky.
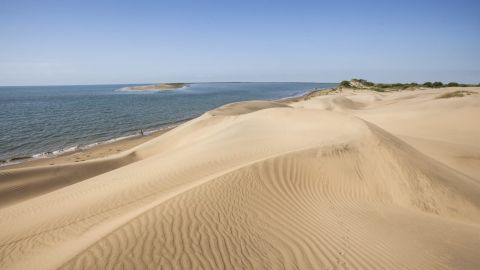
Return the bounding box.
[1,0,479,85]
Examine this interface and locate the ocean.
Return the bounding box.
[0,82,336,164]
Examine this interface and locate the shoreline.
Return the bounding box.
[1,84,479,268]
[0,127,173,170]
[118,83,190,92]
[0,120,195,170]
[2,84,473,173]
[0,87,329,170]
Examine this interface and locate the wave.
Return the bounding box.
[0,119,193,168]
[0,85,330,168]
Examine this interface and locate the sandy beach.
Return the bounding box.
[1,128,172,170]
[123,83,189,91]
[1,86,479,269]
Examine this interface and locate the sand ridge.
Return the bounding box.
[1,88,480,269]
[0,128,173,207]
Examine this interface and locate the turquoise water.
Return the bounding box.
[0,82,336,163]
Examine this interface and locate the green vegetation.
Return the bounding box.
[375,83,412,90]
[436,90,475,99]
[432,82,444,88]
[338,79,478,92]
[445,82,472,87]
[303,88,338,100]
[339,80,351,87]
[423,82,433,87]
[352,79,374,87]
[427,81,473,87]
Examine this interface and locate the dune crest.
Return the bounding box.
[207,100,290,116]
[1,87,480,269]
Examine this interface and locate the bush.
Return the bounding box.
[436,90,475,99]
[339,80,351,87]
[446,82,459,87]
[432,82,444,88]
[364,80,375,87]
[351,79,375,86]
[423,82,433,87]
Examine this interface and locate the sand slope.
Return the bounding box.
[1,91,480,269]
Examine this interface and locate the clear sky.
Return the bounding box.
[1,0,479,85]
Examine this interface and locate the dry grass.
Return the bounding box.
[436,90,475,99]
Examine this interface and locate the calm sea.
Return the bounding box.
[0,82,336,164]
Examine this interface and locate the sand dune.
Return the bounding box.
[1,87,480,269]
[0,129,171,208]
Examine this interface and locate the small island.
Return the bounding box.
[125,83,189,91]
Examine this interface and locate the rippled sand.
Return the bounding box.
[1,87,479,270]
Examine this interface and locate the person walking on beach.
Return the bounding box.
[140,129,144,136]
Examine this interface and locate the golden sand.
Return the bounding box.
[1,87,479,269]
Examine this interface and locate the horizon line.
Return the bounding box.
[0,81,339,87]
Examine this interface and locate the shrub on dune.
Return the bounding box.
[432,82,444,88]
[423,82,433,87]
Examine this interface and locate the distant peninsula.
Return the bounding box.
[125,83,189,91]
